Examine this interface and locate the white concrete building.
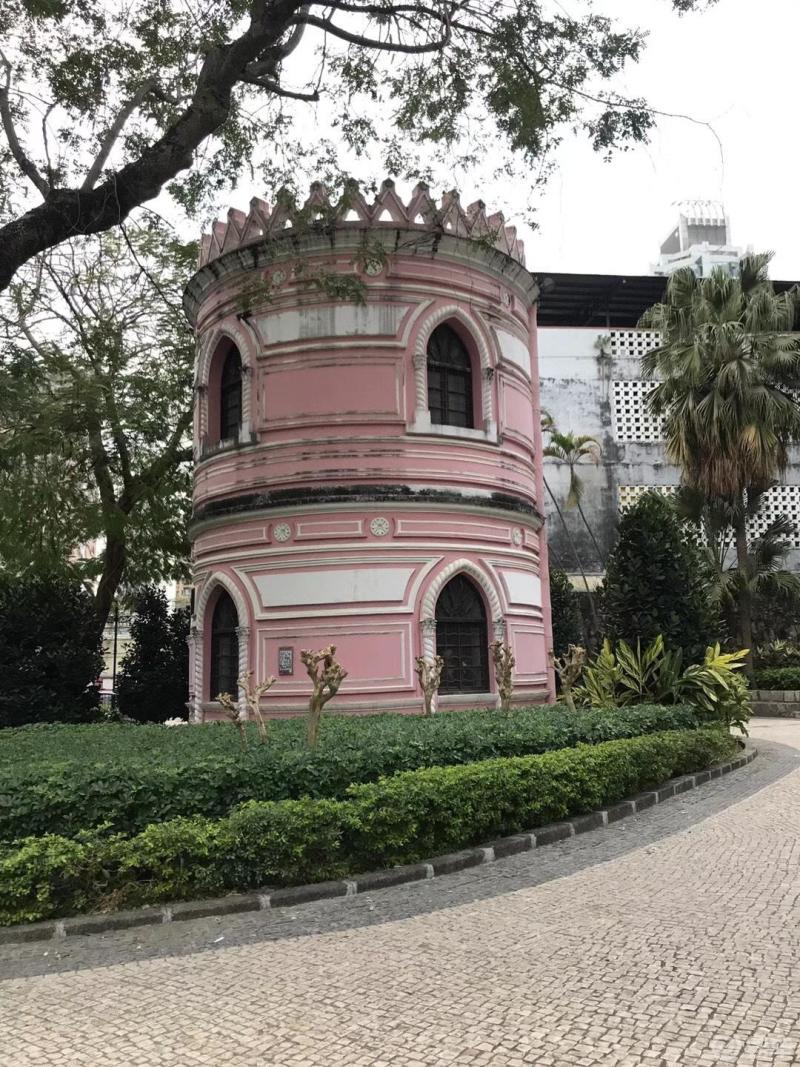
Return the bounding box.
[651,200,745,278]
[536,271,800,582]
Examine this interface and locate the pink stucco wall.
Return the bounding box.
[186,183,555,718]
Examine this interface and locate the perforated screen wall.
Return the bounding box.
[612,380,664,442]
[618,484,800,547]
[608,330,662,358]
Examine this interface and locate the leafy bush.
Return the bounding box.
[574,636,750,733]
[755,641,800,669]
[0,728,738,925]
[116,586,190,722]
[0,704,703,841]
[0,574,103,728]
[751,667,800,691]
[601,492,721,664]
[345,728,736,868]
[549,567,583,656]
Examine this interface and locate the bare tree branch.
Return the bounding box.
[241,73,319,100]
[277,2,310,56]
[0,48,49,196]
[291,10,451,53]
[82,80,157,192]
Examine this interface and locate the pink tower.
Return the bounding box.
[186,180,555,719]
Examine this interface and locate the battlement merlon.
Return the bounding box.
[198,178,526,269]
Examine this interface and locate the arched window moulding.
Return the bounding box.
[419,558,504,661]
[410,306,497,441]
[192,573,251,720]
[195,321,257,453]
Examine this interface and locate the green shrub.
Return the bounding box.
[0,728,738,925]
[345,727,737,867]
[600,493,721,665]
[0,574,103,727]
[751,667,800,691]
[549,567,583,656]
[0,704,703,841]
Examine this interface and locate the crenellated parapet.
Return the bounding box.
[199,178,526,268]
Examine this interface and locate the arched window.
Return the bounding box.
[435,574,489,693]
[427,324,474,428]
[219,347,243,441]
[210,591,239,699]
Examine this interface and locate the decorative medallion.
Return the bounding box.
[370,517,390,537]
[273,522,292,542]
[271,268,287,286]
[512,528,523,546]
[364,259,384,277]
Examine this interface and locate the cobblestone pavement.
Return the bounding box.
[2,718,800,1066]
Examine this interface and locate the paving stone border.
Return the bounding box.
[750,690,800,718]
[0,744,756,947]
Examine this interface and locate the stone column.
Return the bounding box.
[483,366,497,437]
[194,383,208,454]
[420,616,437,662]
[412,352,432,431]
[239,363,253,441]
[236,625,250,718]
[187,626,203,722]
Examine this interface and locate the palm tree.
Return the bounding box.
[641,254,800,664]
[723,517,800,647]
[542,427,604,564]
[674,489,800,653]
[541,415,600,638]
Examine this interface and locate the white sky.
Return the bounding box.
[197,0,799,282]
[521,0,800,279]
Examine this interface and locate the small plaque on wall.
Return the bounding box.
[278,647,294,676]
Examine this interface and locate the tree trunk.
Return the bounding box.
[0,2,303,292]
[576,497,605,569]
[544,477,598,641]
[734,511,754,674]
[93,534,127,639]
[307,695,323,747]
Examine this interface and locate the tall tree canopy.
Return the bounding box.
[0,222,194,633]
[600,491,721,665]
[0,0,713,292]
[640,255,800,660]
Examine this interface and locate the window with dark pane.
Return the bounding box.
[427,325,474,428]
[219,347,243,441]
[435,574,489,693]
[210,591,239,699]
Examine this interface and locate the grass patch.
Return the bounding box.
[0,704,703,841]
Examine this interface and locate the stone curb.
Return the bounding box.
[0,744,757,946]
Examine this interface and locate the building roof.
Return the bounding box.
[535,271,799,329]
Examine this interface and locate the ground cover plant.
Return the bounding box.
[0,728,738,926]
[751,667,800,691]
[573,636,751,734]
[0,704,704,842]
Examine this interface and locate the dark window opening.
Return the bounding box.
[210,591,239,699]
[427,324,474,428]
[435,574,489,693]
[220,347,243,441]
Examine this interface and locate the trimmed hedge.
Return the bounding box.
[751,667,800,691]
[0,728,737,925]
[0,705,703,842]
